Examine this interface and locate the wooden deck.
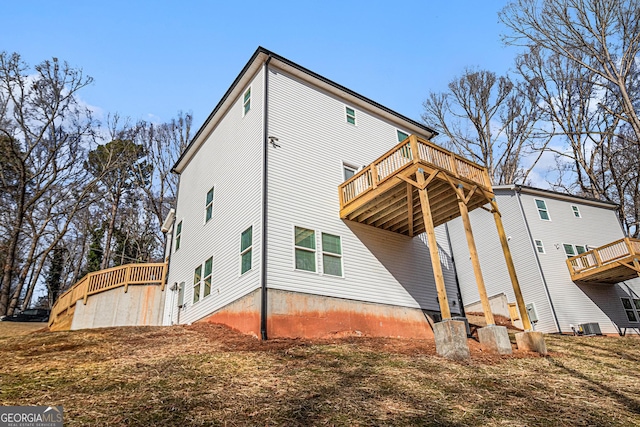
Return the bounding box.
[567,238,640,284]
[338,135,533,331]
[339,135,494,235]
[48,263,167,331]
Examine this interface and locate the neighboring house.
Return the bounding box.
[162,47,468,339]
[446,185,640,335]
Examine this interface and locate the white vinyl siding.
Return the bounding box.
[266,66,458,314]
[164,67,264,326]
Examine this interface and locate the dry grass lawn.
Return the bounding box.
[1,323,639,426]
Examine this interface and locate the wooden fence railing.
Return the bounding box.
[48,262,167,327]
[566,238,640,276]
[339,135,491,208]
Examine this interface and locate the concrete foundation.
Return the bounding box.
[433,320,470,360]
[71,284,164,330]
[515,331,548,355]
[200,288,436,340]
[478,325,513,354]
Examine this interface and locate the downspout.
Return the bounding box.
[165,177,180,325]
[514,185,562,333]
[444,223,466,317]
[260,55,273,340]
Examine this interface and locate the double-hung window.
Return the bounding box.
[243,87,251,115]
[205,187,214,222]
[345,106,356,125]
[322,233,342,276]
[295,227,316,272]
[193,257,212,303]
[343,164,357,181]
[202,257,212,299]
[534,239,545,254]
[193,265,202,304]
[175,220,183,251]
[535,199,550,220]
[571,205,581,218]
[240,226,253,274]
[563,244,586,258]
[621,297,640,322]
[397,130,409,142]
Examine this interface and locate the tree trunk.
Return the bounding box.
[101,193,120,270]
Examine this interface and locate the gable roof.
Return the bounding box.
[494,184,618,210]
[173,47,438,173]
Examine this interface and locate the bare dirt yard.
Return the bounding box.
[1,322,639,426]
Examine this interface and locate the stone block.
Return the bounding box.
[515,331,547,355]
[478,325,513,354]
[434,320,470,360]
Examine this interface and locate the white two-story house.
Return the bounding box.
[163,47,472,339]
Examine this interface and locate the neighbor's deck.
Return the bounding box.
[567,238,640,284]
[339,135,494,235]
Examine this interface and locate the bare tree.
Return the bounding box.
[0,52,97,316]
[422,69,549,184]
[500,0,640,144]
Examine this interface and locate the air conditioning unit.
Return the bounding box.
[579,322,602,336]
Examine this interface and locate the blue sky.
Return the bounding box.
[2,0,519,130]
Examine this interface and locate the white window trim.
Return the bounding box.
[202,256,213,300]
[174,219,183,252]
[242,86,251,117]
[534,198,551,221]
[562,243,588,258]
[204,186,214,224]
[193,264,202,304]
[321,232,344,278]
[571,205,582,218]
[293,225,318,274]
[342,162,358,181]
[345,105,357,126]
[240,226,253,276]
[534,239,545,254]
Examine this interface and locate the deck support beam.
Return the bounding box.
[456,187,495,326]
[416,169,451,320]
[490,200,532,331]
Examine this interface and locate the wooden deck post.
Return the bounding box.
[124,265,131,293]
[407,183,414,237]
[492,207,532,331]
[416,169,451,320]
[457,191,495,326]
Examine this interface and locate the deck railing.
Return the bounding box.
[48,262,167,327]
[339,136,491,208]
[567,238,640,275]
